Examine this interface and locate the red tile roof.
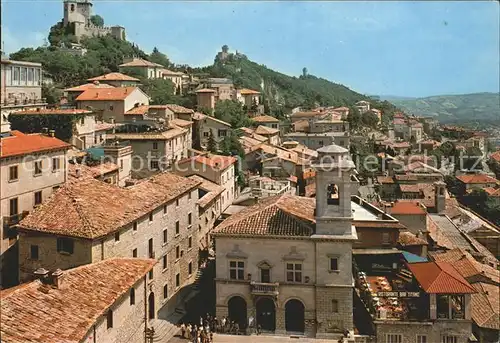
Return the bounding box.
[254,125,279,135]
[377,176,395,184]
[119,58,164,68]
[389,201,427,215]
[18,172,201,239]
[64,82,115,92]
[68,162,119,180]
[0,258,155,343]
[471,283,499,330]
[429,248,499,284]
[76,87,142,101]
[252,115,279,123]
[0,131,71,159]
[490,151,500,163]
[397,231,428,246]
[165,104,194,114]
[457,174,498,185]
[188,175,225,208]
[195,88,216,93]
[239,88,260,95]
[408,261,477,294]
[87,72,140,82]
[178,154,237,170]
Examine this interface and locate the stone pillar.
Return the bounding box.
[464,294,471,320]
[275,307,286,335]
[429,294,437,320]
[304,311,317,338]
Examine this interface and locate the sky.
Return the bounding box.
[1,0,499,98]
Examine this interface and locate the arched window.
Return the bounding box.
[106,309,113,329]
[70,4,75,11]
[331,299,338,313]
[130,287,135,305]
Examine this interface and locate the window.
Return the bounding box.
[109,104,114,110]
[130,288,135,305]
[132,248,137,257]
[229,261,245,280]
[148,238,154,258]
[162,255,167,269]
[286,263,302,282]
[188,262,192,275]
[188,191,192,200]
[188,236,192,249]
[149,269,154,280]
[133,222,138,231]
[20,67,27,82]
[34,191,42,206]
[150,160,159,170]
[417,335,427,343]
[34,160,42,175]
[329,257,339,271]
[188,213,192,226]
[163,204,167,214]
[441,337,457,343]
[9,166,18,181]
[120,160,123,171]
[218,129,227,137]
[57,237,74,254]
[30,245,39,260]
[331,299,338,313]
[386,334,402,343]
[318,140,324,146]
[80,117,85,125]
[153,142,158,150]
[175,273,180,287]
[106,310,113,329]
[163,284,168,299]
[203,131,209,137]
[13,67,19,82]
[163,229,168,243]
[176,246,180,259]
[175,221,180,235]
[176,198,179,207]
[114,231,120,242]
[149,212,154,223]
[9,198,18,216]
[382,232,391,244]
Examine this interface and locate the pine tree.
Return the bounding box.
[207,131,217,153]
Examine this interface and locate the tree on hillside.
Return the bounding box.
[361,111,379,129]
[47,21,76,47]
[207,131,218,153]
[149,47,170,67]
[90,15,104,27]
[347,106,362,132]
[139,78,175,104]
[219,130,245,158]
[214,100,250,128]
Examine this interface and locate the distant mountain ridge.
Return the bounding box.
[381,92,500,125]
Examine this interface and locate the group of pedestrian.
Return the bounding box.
[178,313,246,342]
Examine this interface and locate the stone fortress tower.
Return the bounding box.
[63,0,125,42]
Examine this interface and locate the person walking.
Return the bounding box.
[180,323,186,338]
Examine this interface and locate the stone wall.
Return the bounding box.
[375,320,472,343]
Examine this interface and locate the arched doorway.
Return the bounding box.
[256,297,276,332]
[285,299,305,333]
[228,296,247,329]
[148,292,155,319]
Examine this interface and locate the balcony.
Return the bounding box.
[250,282,279,296]
[3,211,29,228]
[2,98,47,107]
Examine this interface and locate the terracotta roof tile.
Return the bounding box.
[0,131,71,159]
[68,162,119,180]
[471,283,500,330]
[238,88,260,95]
[195,88,216,93]
[178,154,237,170]
[108,127,187,141]
[171,118,193,128]
[252,115,279,123]
[0,258,155,343]
[125,104,151,115]
[87,72,140,82]
[490,151,500,163]
[254,125,279,135]
[188,175,225,208]
[388,201,427,215]
[76,87,142,101]
[456,174,498,185]
[18,172,200,239]
[64,82,115,92]
[408,261,477,294]
[429,248,499,284]
[165,104,194,114]
[119,58,164,68]
[377,176,395,184]
[398,231,428,246]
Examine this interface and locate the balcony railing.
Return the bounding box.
[250,282,279,295]
[2,98,47,107]
[3,211,29,227]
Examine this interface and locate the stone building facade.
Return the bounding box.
[212,144,357,341]
[17,172,202,320]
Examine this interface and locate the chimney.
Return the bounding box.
[49,130,55,137]
[52,269,64,288]
[33,268,50,283]
[254,196,259,204]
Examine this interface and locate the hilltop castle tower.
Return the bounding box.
[62,0,125,42]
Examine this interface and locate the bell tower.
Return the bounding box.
[312,144,356,236]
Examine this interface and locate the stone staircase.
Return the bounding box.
[191,269,204,291]
[149,319,179,342]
